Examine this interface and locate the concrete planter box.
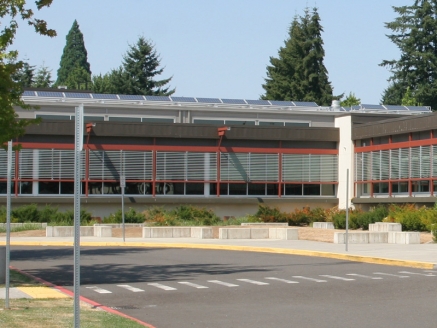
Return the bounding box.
[369,223,402,232]
[46,226,94,237]
[191,227,213,239]
[388,232,420,244]
[312,222,334,229]
[94,226,112,237]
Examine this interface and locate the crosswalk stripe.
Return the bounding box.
[373,272,409,278]
[86,286,112,294]
[424,270,437,273]
[399,271,436,277]
[346,274,383,280]
[320,275,355,281]
[178,282,208,289]
[237,279,269,285]
[116,285,144,292]
[148,283,177,291]
[208,280,239,287]
[265,277,299,284]
[292,276,327,283]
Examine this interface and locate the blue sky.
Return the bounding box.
[13,0,409,104]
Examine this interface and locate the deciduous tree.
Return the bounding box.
[0,0,56,145]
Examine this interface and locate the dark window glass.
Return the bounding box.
[284,184,302,195]
[193,119,224,125]
[248,183,266,195]
[108,117,141,122]
[60,182,74,194]
[412,131,431,140]
[19,182,32,194]
[321,184,335,196]
[303,184,320,195]
[225,120,255,126]
[392,133,409,143]
[186,183,204,195]
[373,136,389,145]
[229,183,247,195]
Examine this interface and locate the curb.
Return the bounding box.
[4,241,436,269]
[9,266,156,328]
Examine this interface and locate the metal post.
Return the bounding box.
[121,176,125,242]
[345,169,349,252]
[5,140,12,309]
[74,105,83,328]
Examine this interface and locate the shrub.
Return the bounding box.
[432,224,437,242]
[37,205,59,223]
[171,205,220,226]
[11,204,39,223]
[104,208,145,224]
[255,204,287,223]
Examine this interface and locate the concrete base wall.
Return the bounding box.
[369,223,402,232]
[0,223,47,229]
[46,226,94,237]
[0,247,5,284]
[219,228,251,239]
[191,227,213,239]
[312,222,335,229]
[94,226,112,237]
[334,232,370,244]
[94,224,146,228]
[241,223,288,226]
[388,232,420,244]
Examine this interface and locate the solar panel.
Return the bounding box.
[293,101,318,107]
[351,105,362,111]
[118,94,145,100]
[37,91,64,97]
[361,104,385,110]
[170,96,197,102]
[195,97,222,104]
[406,106,431,112]
[246,99,271,105]
[91,93,118,99]
[64,92,92,98]
[145,95,171,101]
[221,98,247,105]
[383,105,407,111]
[22,91,35,96]
[269,100,295,106]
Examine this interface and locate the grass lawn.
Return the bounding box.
[0,270,148,328]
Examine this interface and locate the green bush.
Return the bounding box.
[255,204,287,223]
[11,204,39,223]
[171,205,220,226]
[104,208,145,224]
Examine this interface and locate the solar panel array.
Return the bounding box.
[21,91,432,112]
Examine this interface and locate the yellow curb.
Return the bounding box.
[16,286,69,299]
[2,241,435,270]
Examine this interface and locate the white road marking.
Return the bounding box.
[424,270,437,273]
[237,279,269,285]
[86,286,112,294]
[265,277,299,284]
[320,275,355,281]
[373,272,409,278]
[116,285,145,292]
[147,283,177,291]
[399,271,436,277]
[178,282,209,289]
[207,280,239,287]
[346,274,383,280]
[292,276,327,283]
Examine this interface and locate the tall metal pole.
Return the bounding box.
[121,176,125,242]
[345,169,349,252]
[74,105,83,328]
[5,140,12,309]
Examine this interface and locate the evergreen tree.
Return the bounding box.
[12,61,35,87]
[340,92,361,107]
[109,37,174,96]
[92,73,114,94]
[380,1,437,107]
[262,8,333,105]
[55,20,91,87]
[33,64,53,88]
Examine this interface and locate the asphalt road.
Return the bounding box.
[11,246,437,328]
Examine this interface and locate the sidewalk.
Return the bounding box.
[1,236,436,269]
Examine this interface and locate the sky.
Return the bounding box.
[12,0,411,105]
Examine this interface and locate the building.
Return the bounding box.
[0,89,433,218]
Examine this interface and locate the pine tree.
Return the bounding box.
[109,37,174,96]
[380,1,437,107]
[262,8,333,105]
[55,20,91,87]
[12,61,35,88]
[33,64,53,88]
[340,92,361,107]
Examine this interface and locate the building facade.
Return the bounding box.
[0,89,433,218]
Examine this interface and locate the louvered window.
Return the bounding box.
[399,148,409,179]
[220,153,278,182]
[433,145,437,177]
[381,150,390,180]
[390,149,399,179]
[282,154,337,182]
[0,149,16,178]
[410,147,421,178]
[157,152,217,181]
[371,151,380,180]
[123,151,152,180]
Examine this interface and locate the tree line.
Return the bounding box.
[3,0,437,146]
